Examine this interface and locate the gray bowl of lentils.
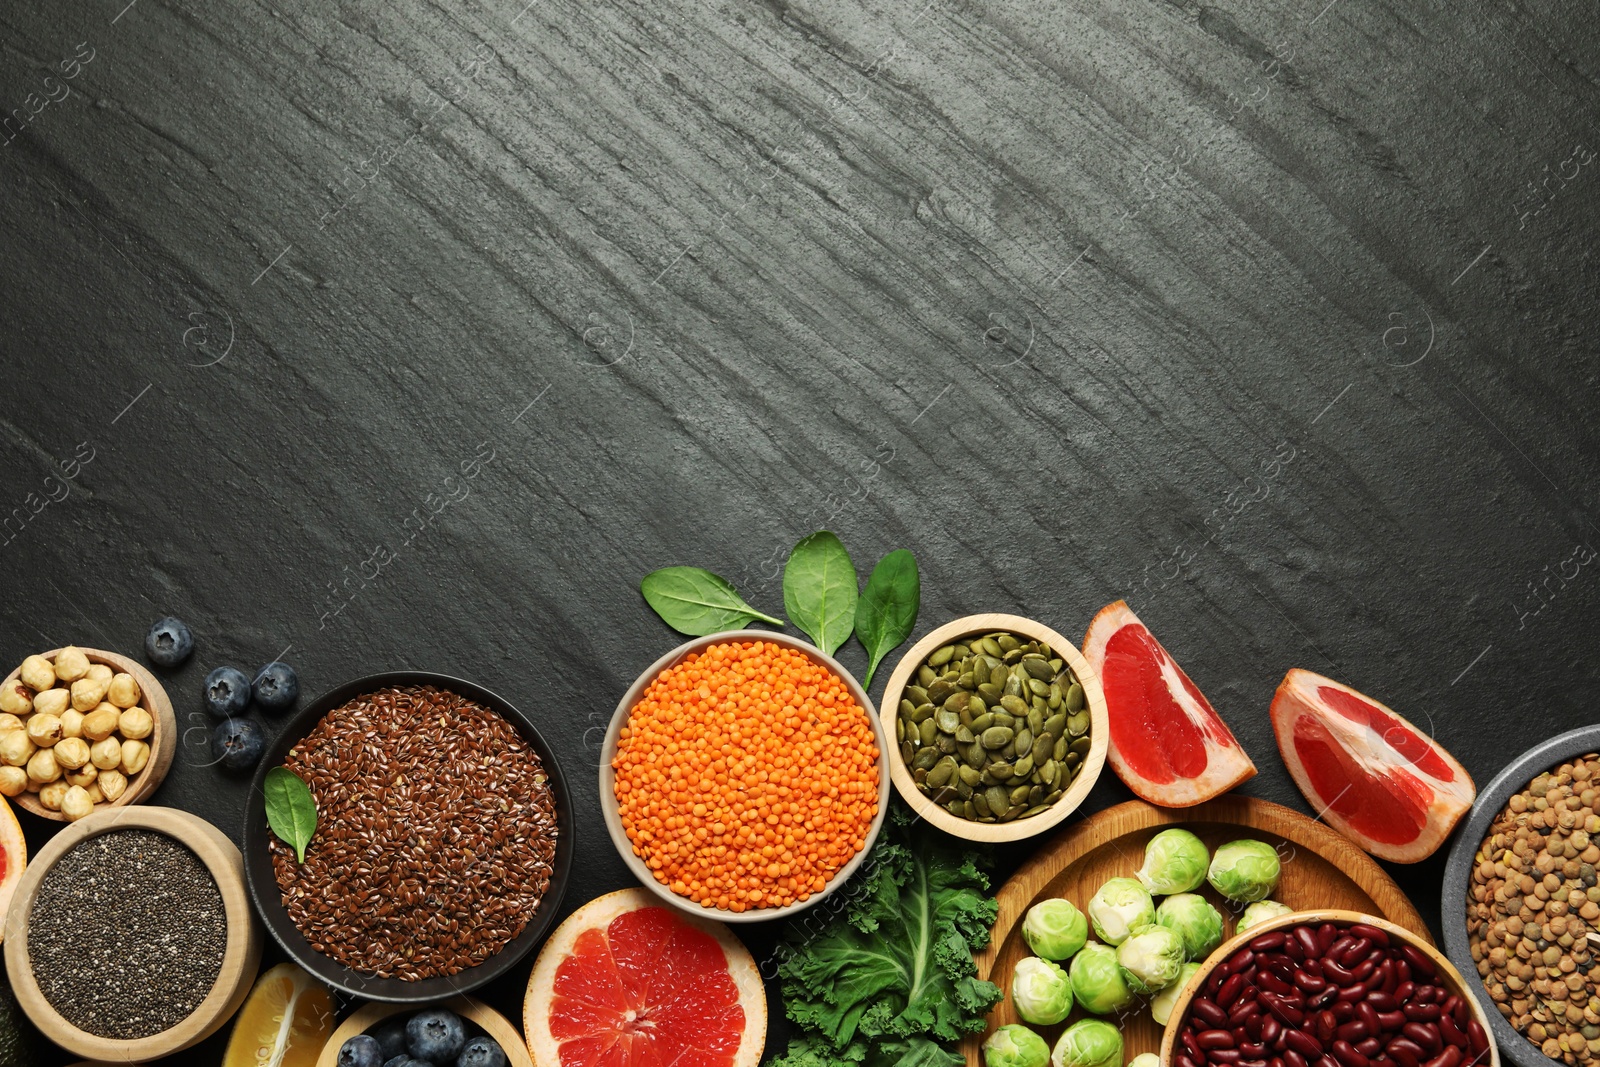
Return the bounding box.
[1444,724,1600,1067]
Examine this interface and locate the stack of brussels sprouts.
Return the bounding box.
[983,830,1293,1067]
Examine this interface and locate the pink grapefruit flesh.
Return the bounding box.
[1271,668,1475,863]
[526,889,765,1067]
[1082,600,1257,807]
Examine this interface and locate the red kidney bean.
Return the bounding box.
[1337,984,1369,1004]
[1220,973,1247,1006]
[1328,935,1356,961]
[1295,928,1322,959]
[1316,1011,1337,1043]
[1287,938,1307,962]
[1380,962,1399,995]
[1399,946,1435,980]
[1349,959,1376,984]
[1229,951,1258,975]
[1252,932,1288,951]
[1377,1011,1406,1030]
[1444,997,1467,1031]
[1262,1017,1283,1047]
[1318,1056,1342,1067]
[1200,1031,1238,1050]
[1178,1056,1199,1067]
[1356,1003,1379,1033]
[1209,969,1227,995]
[1332,1001,1356,1024]
[1318,924,1339,952]
[1393,981,1415,1003]
[1337,1022,1370,1043]
[1302,956,1326,978]
[1241,1060,1269,1067]
[1309,987,1340,1010]
[1260,972,1295,996]
[1371,1058,1396,1067]
[1421,1048,1460,1067]
[1271,1058,1286,1067]
[1185,1030,1204,1058]
[1247,1015,1265,1042]
[1349,923,1391,948]
[1438,1015,1465,1051]
[1332,1041,1369,1067]
[1402,1024,1441,1055]
[1264,995,1306,1027]
[1231,1001,1263,1026]
[1195,999,1230,1028]
[1295,970,1328,994]
[1356,1039,1383,1058]
[1465,1022,1487,1058]
[1211,1052,1243,1065]
[1403,1004,1440,1023]
[1286,1031,1325,1059]
[1367,992,1399,1012]
[1362,968,1387,994]
[1386,1040,1423,1067]
[1242,1043,1269,1059]
[1285,1050,1309,1067]
[1341,939,1373,967]
[1395,959,1411,985]
[1322,959,1356,986]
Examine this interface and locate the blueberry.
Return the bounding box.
[371,1019,410,1060]
[456,1036,507,1067]
[211,719,264,771]
[252,661,300,712]
[381,1058,412,1067]
[203,666,252,718]
[338,1035,385,1067]
[145,617,194,667]
[406,1009,465,1063]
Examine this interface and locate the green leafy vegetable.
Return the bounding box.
[771,802,1002,1067]
[640,566,784,635]
[783,531,858,655]
[855,549,920,688]
[264,767,317,863]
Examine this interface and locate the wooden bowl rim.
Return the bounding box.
[2,804,263,1060]
[1157,909,1500,1067]
[877,612,1109,843]
[598,628,890,923]
[1,646,176,822]
[314,994,533,1067]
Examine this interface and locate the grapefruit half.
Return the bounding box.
[526,889,765,1067]
[1083,600,1257,806]
[0,795,25,942]
[1270,669,1474,862]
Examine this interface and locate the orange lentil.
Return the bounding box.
[612,640,880,911]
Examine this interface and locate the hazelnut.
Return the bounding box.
[0,714,22,735]
[0,683,35,717]
[89,737,122,771]
[18,655,55,692]
[31,687,69,718]
[59,709,83,739]
[23,779,39,793]
[96,768,127,801]
[52,646,89,682]
[0,731,35,767]
[63,764,96,788]
[37,780,68,810]
[85,663,111,685]
[120,739,149,775]
[70,675,109,712]
[60,785,92,820]
[106,673,140,709]
[0,767,25,797]
[117,707,153,741]
[53,737,90,770]
[25,713,62,748]
[83,781,103,804]
[82,707,119,742]
[25,747,59,784]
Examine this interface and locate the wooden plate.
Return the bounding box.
[1,646,176,821]
[316,995,533,1067]
[964,796,1429,1066]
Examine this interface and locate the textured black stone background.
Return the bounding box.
[1,0,1597,1061]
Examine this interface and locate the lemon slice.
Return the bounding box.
[222,962,335,1067]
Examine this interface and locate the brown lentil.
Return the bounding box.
[1469,754,1600,1064]
[270,685,558,980]
[30,829,226,1039]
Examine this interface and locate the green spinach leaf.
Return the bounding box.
[641,566,784,635]
[264,766,318,864]
[783,531,858,655]
[855,550,920,688]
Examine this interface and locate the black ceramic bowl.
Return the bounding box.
[1442,724,1600,1067]
[242,671,573,1003]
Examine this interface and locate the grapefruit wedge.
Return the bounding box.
[0,795,25,942]
[1271,669,1474,862]
[1083,600,1257,806]
[526,889,765,1067]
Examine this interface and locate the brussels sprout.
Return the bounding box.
[1128,1055,1162,1067]
[1050,1019,1123,1067]
[1238,899,1294,931]
[1155,892,1224,961]
[1206,839,1281,903]
[1115,923,1187,994]
[1012,956,1075,1025]
[1086,877,1155,946]
[1068,941,1136,1015]
[1024,898,1090,961]
[1150,961,1202,1026]
[984,1024,1052,1067]
[1135,828,1209,895]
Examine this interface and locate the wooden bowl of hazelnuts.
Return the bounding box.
[0,647,176,821]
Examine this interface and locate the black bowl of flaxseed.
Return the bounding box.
[242,672,573,1003]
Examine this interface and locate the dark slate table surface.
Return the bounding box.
[2,0,1598,1060]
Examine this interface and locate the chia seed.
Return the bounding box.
[29,829,227,1039]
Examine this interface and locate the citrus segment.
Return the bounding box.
[528,889,765,1067]
[221,962,334,1067]
[1271,668,1475,862]
[0,795,24,943]
[1083,600,1256,807]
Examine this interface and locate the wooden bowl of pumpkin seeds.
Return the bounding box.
[878,613,1109,843]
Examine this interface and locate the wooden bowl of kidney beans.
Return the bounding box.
[1160,911,1500,1067]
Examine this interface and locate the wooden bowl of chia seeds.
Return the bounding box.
[877,612,1110,844]
[242,671,573,1003]
[2,805,262,1061]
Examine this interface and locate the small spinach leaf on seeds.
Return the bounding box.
[640,566,785,636]
[783,531,858,656]
[264,766,318,864]
[856,549,920,688]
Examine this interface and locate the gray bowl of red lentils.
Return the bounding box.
[1445,724,1600,1067]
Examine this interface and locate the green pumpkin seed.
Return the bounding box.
[927,756,958,788]
[1031,735,1053,764]
[913,767,928,784]
[900,740,916,765]
[955,725,975,744]
[905,685,929,706]
[989,664,1008,687]
[1028,678,1050,698]
[897,699,915,718]
[914,747,939,770]
[999,695,1028,718]
[928,645,955,667]
[1040,760,1058,786]
[982,726,1013,749]
[920,719,938,746]
[1054,737,1068,761]
[1067,682,1086,712]
[955,671,973,690]
[959,705,976,729]
[970,637,997,658]
[1014,728,1033,755]
[958,765,983,787]
[991,711,1015,730]
[1065,751,1081,769]
[977,683,1002,703]
[955,776,973,798]
[1010,784,1031,806]
[994,634,1018,653]
[917,665,937,688]
[971,712,994,733]
[952,643,971,659]
[913,703,935,723]
[964,740,986,764]
[986,785,1011,814]
[1070,736,1092,757]
[967,694,985,716]
[1032,696,1049,717]
[942,691,967,713]
[935,709,960,734]
[927,679,955,705]
[1013,755,1034,778]
[990,761,1014,780]
[1067,711,1090,738]
[1002,672,1023,698]
[943,799,962,817]
[973,792,992,817]
[1001,741,1017,759]
[1024,804,1050,817]
[1049,657,1064,672]
[1022,658,1054,681]
[1003,803,1026,821]
[1027,708,1044,735]
[936,734,958,754]
[1044,713,1067,737]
